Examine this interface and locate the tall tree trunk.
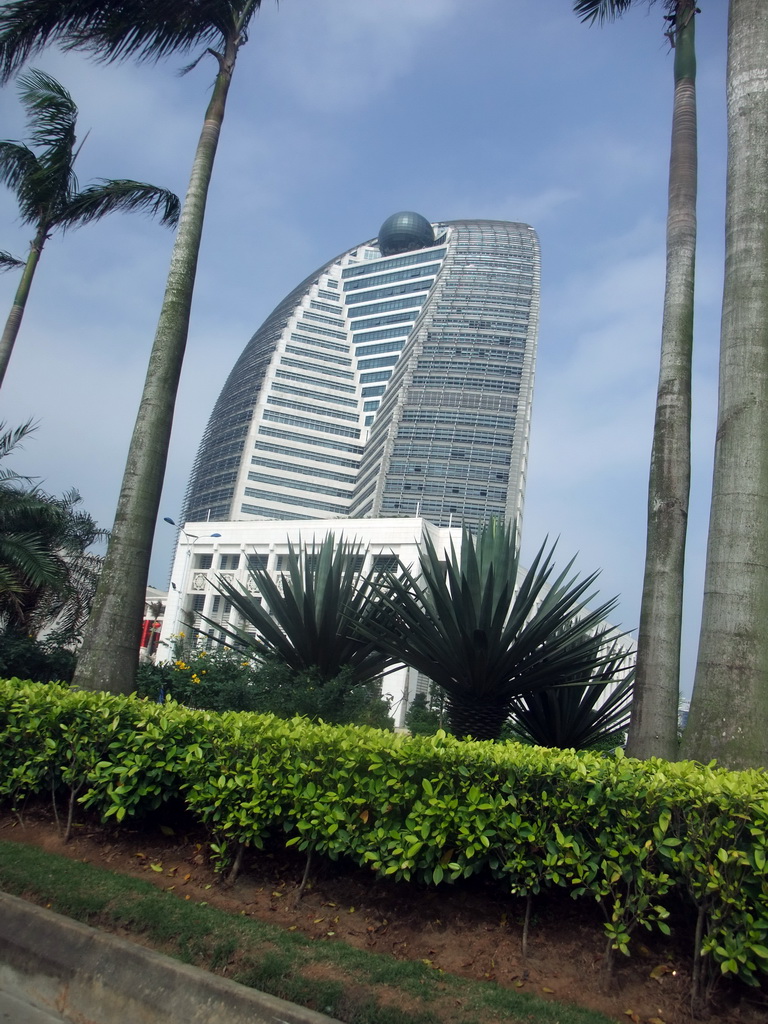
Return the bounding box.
[627,4,697,761]
[446,693,512,741]
[681,0,768,770]
[73,43,238,694]
[0,225,47,387]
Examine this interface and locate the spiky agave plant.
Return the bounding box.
[359,519,622,741]
[210,533,398,687]
[507,636,635,750]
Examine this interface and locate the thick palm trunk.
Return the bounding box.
[681,0,768,769]
[0,225,46,387]
[73,44,238,694]
[627,5,697,761]
[446,693,513,741]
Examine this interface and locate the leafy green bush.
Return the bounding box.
[0,629,76,683]
[404,683,448,736]
[2,677,767,1000]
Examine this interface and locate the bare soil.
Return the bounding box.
[1,808,766,1024]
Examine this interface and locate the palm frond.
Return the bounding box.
[573,1,678,26]
[57,179,180,229]
[0,530,67,593]
[0,419,37,461]
[0,444,105,639]
[0,250,25,271]
[0,138,74,226]
[0,0,86,83]
[0,140,40,197]
[0,72,79,229]
[573,0,638,24]
[0,1,264,82]
[17,67,77,153]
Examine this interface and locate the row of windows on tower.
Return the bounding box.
[341,247,447,279]
[386,482,508,500]
[191,552,400,575]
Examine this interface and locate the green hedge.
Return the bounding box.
[2,678,767,995]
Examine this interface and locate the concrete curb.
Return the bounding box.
[0,890,343,1024]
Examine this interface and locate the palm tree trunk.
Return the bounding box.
[681,0,768,769]
[0,225,47,387]
[73,40,239,694]
[627,4,697,761]
[446,693,512,741]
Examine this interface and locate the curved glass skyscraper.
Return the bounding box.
[183,216,540,531]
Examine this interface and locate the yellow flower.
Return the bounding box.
[191,674,201,684]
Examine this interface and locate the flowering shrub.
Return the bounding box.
[135,634,393,727]
[135,634,262,713]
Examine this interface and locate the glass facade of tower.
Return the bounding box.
[183,219,540,531]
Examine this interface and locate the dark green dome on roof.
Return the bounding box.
[377,211,435,257]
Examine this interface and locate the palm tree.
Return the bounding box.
[0,420,106,642]
[0,0,265,693]
[575,1,699,760]
[0,486,106,641]
[681,0,768,770]
[0,68,179,387]
[212,534,397,687]
[360,520,622,741]
[0,420,55,611]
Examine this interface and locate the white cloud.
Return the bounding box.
[256,0,463,110]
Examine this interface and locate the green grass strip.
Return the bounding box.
[0,841,615,1024]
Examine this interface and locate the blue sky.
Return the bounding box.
[0,0,728,694]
